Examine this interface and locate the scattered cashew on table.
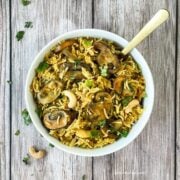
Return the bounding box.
[29,146,46,159]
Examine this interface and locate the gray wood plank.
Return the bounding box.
[176,0,180,179]
[10,0,92,180]
[93,0,176,180]
[0,0,11,180]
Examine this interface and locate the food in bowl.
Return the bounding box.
[30,37,146,148]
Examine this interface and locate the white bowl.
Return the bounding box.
[25,29,154,157]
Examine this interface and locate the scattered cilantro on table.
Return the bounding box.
[25,21,33,28]
[21,0,31,6]
[16,31,25,41]
[15,130,20,136]
[22,154,30,165]
[21,108,32,126]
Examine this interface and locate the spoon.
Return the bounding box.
[121,9,169,55]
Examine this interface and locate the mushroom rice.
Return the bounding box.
[30,37,146,148]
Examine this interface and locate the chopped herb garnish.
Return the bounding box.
[120,130,129,137]
[25,21,33,28]
[82,174,87,180]
[82,39,92,48]
[98,120,106,128]
[110,127,129,138]
[21,108,32,126]
[85,79,93,88]
[15,130,20,136]
[35,107,42,118]
[36,61,49,73]
[143,92,148,98]
[99,65,108,77]
[22,154,30,165]
[128,83,134,92]
[121,96,133,107]
[7,80,12,84]
[21,0,31,6]
[70,76,75,80]
[16,31,25,41]
[73,60,81,70]
[49,143,54,148]
[109,126,117,134]
[90,129,99,138]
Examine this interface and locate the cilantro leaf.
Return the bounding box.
[16,31,25,41]
[98,120,106,128]
[21,109,32,126]
[25,21,33,28]
[110,127,129,138]
[82,174,87,180]
[21,0,31,6]
[82,39,92,48]
[109,126,117,134]
[99,65,108,77]
[49,143,54,148]
[121,96,133,107]
[7,80,12,84]
[90,129,99,138]
[15,130,20,136]
[35,107,42,118]
[22,154,30,165]
[120,130,129,137]
[36,61,49,73]
[85,79,93,88]
[73,60,81,70]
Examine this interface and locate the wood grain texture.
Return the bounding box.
[10,0,92,180]
[176,0,180,179]
[0,0,178,180]
[93,0,176,180]
[0,0,11,180]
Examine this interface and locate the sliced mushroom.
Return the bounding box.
[62,90,77,108]
[124,99,139,114]
[94,41,118,66]
[43,110,70,129]
[113,76,124,93]
[62,48,77,60]
[37,80,63,105]
[95,92,112,103]
[76,129,91,138]
[63,71,84,81]
[54,40,77,53]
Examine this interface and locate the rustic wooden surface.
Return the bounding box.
[0,0,179,180]
[176,0,180,179]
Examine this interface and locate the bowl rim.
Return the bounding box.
[25,29,154,157]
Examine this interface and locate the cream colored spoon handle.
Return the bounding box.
[121,9,169,55]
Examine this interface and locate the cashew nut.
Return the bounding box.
[111,120,123,130]
[76,129,91,138]
[124,99,139,114]
[62,90,77,108]
[28,146,46,159]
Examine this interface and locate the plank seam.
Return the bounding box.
[175,0,179,179]
[9,0,12,179]
[92,0,94,28]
